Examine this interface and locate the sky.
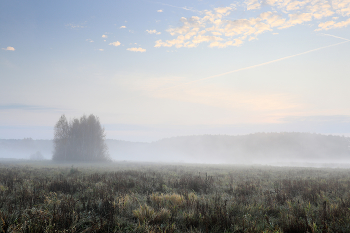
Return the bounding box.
[1,0,350,142]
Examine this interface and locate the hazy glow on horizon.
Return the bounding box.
[0,0,350,141]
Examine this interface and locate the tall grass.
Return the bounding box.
[0,162,350,232]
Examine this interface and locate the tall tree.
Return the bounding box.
[53,115,69,161]
[53,114,109,162]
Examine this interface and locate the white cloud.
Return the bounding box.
[245,0,348,24]
[211,32,222,36]
[2,46,15,51]
[214,6,233,15]
[259,12,286,27]
[287,0,309,11]
[102,35,108,38]
[308,1,334,19]
[316,18,350,30]
[243,0,349,19]
[154,10,277,48]
[146,29,161,35]
[120,26,126,29]
[280,13,313,28]
[109,41,121,46]
[263,0,336,20]
[127,47,146,52]
[155,0,350,49]
[99,49,104,51]
[86,39,94,42]
[209,39,243,48]
[246,0,261,10]
[157,9,163,12]
[332,0,350,16]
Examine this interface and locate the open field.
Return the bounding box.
[1,162,350,232]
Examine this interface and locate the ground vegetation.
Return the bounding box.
[0,162,350,232]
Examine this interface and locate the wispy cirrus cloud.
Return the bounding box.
[2,47,15,51]
[120,26,126,29]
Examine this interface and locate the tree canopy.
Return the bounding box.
[53,114,109,162]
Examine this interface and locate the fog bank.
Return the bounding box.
[1,133,349,166]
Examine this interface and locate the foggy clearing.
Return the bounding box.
[1,0,350,231]
[1,132,350,167]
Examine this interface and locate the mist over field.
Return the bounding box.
[1,0,350,168]
[1,132,349,167]
[2,0,350,232]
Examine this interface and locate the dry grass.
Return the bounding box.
[0,162,350,232]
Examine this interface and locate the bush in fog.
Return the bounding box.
[52,114,109,162]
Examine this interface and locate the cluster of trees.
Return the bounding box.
[53,114,109,162]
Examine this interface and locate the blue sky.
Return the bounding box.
[1,0,350,141]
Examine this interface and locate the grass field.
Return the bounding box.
[1,161,350,232]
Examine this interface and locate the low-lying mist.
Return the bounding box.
[1,132,349,167]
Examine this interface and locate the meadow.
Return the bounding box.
[1,161,350,232]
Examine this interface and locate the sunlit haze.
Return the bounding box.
[1,0,350,142]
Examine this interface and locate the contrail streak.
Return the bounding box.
[321,33,350,41]
[159,40,349,91]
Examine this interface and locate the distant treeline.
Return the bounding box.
[0,133,349,163]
